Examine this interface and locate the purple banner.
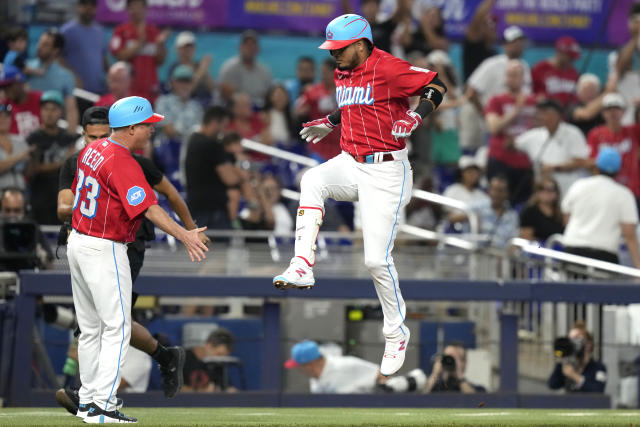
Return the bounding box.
[439,0,631,46]
[96,0,228,28]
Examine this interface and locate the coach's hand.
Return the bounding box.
[198,231,211,247]
[391,110,422,140]
[181,226,209,262]
[299,116,336,144]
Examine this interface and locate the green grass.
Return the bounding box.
[1,408,639,426]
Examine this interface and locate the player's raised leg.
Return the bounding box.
[273,153,358,289]
[357,157,413,376]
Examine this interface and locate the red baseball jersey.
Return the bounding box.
[109,22,161,102]
[9,91,42,138]
[531,60,578,106]
[334,48,436,156]
[587,124,640,197]
[484,92,537,168]
[72,138,157,242]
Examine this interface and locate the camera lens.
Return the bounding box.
[441,354,456,372]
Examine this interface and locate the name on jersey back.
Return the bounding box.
[81,147,106,172]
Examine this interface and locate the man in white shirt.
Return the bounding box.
[515,99,589,197]
[459,25,531,151]
[284,340,380,394]
[562,147,640,267]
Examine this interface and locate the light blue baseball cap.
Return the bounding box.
[596,147,622,174]
[284,340,322,368]
[108,96,164,128]
[319,14,373,50]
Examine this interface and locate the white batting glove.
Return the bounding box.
[391,110,422,140]
[299,116,336,144]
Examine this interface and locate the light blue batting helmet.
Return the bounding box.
[318,14,373,50]
[596,147,622,174]
[108,96,164,128]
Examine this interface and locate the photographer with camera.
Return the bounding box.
[425,341,486,393]
[548,321,606,392]
[0,186,53,271]
[182,328,238,393]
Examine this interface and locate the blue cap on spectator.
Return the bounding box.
[596,147,622,174]
[108,96,164,128]
[284,340,322,368]
[172,64,194,81]
[0,65,25,87]
[40,90,64,107]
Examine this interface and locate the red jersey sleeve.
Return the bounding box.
[484,95,503,116]
[385,57,437,98]
[110,154,157,220]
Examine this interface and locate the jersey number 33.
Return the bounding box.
[73,169,101,218]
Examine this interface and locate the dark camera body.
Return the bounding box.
[0,218,39,271]
[554,336,585,365]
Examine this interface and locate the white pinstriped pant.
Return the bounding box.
[67,230,131,411]
[299,150,412,337]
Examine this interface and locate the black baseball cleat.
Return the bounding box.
[159,346,185,398]
[55,388,79,416]
[83,402,137,424]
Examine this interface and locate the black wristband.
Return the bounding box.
[414,100,435,119]
[327,109,341,126]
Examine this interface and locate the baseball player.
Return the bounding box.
[55,106,210,416]
[67,96,208,423]
[273,14,446,376]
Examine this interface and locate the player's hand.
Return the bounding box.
[391,110,422,140]
[198,231,211,246]
[299,116,336,144]
[181,226,209,262]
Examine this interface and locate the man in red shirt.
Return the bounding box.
[109,0,169,103]
[0,65,42,138]
[294,58,342,161]
[587,93,640,198]
[485,60,537,205]
[273,14,446,377]
[94,62,132,107]
[68,96,207,423]
[531,36,580,106]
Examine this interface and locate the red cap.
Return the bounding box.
[555,36,580,60]
[140,113,164,124]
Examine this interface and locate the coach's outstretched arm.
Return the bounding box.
[145,204,209,262]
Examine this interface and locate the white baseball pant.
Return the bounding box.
[67,230,132,411]
[296,149,412,337]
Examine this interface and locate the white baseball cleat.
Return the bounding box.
[380,327,410,376]
[273,258,315,290]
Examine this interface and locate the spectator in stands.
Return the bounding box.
[294,58,341,162]
[3,27,29,71]
[109,0,170,102]
[285,340,380,394]
[183,328,236,393]
[405,4,448,56]
[515,99,589,198]
[154,65,203,143]
[284,56,315,105]
[548,321,607,393]
[0,187,53,271]
[442,156,489,223]
[261,84,295,146]
[167,31,215,106]
[451,175,519,248]
[228,92,271,162]
[251,173,293,234]
[219,30,273,107]
[0,103,31,190]
[610,2,640,125]
[184,106,246,230]
[461,25,530,153]
[484,60,537,205]
[567,73,608,136]
[519,176,564,242]
[26,91,75,225]
[95,61,131,107]
[562,147,640,267]
[1,65,41,138]
[531,36,580,107]
[462,0,497,81]
[425,341,486,393]
[26,29,79,133]
[60,0,108,95]
[586,93,640,200]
